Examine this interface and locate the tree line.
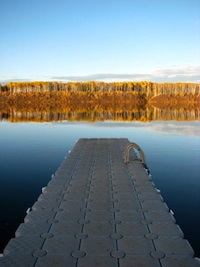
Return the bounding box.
[0,81,199,97]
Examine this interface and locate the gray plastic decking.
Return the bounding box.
[0,138,199,267]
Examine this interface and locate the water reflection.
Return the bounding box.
[0,106,200,122]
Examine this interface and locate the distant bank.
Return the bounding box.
[0,81,200,96]
[0,81,200,109]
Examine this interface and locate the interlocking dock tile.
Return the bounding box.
[15,222,52,237]
[141,200,169,211]
[24,208,57,223]
[148,222,184,237]
[32,198,61,210]
[1,138,199,267]
[119,255,161,267]
[77,254,118,267]
[3,236,44,255]
[160,255,200,267]
[50,221,82,236]
[0,255,37,267]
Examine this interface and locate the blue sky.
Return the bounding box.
[0,0,200,83]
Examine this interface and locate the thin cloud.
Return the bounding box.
[51,73,146,82]
[150,66,200,82]
[0,66,199,84]
[51,66,200,83]
[0,78,36,85]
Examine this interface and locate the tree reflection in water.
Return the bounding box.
[0,104,199,122]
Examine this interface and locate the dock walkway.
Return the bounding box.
[1,138,199,266]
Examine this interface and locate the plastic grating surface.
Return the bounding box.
[0,138,199,267]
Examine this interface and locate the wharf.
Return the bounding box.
[0,138,199,267]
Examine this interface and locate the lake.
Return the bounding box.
[0,110,200,257]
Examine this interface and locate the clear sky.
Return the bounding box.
[0,0,200,83]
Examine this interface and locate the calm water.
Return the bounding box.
[0,119,200,256]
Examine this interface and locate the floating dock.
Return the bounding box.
[0,138,199,266]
